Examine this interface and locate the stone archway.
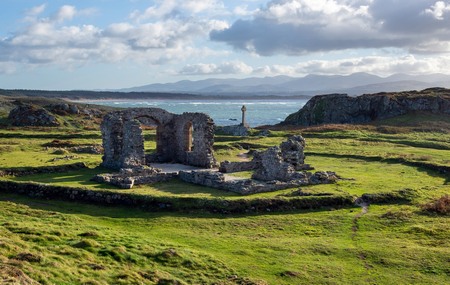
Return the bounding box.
[101,108,217,170]
[134,115,162,163]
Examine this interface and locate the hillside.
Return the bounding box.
[282,88,450,126]
[121,73,450,96]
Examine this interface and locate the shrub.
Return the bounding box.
[421,195,450,215]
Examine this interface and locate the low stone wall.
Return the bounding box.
[219,160,258,173]
[216,124,250,136]
[179,169,338,195]
[92,167,177,189]
[0,162,88,177]
[0,180,354,214]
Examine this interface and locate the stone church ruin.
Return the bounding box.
[96,107,337,193]
[101,108,216,169]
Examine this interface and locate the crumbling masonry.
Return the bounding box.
[101,108,216,169]
[96,108,337,194]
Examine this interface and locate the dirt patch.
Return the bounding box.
[0,264,40,284]
[12,253,42,263]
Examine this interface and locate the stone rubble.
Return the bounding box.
[97,108,338,194]
[92,166,176,189]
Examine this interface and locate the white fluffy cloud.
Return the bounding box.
[130,0,225,22]
[179,61,253,75]
[0,3,228,68]
[425,1,450,20]
[211,0,450,55]
[252,55,450,76]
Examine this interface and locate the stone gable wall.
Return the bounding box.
[101,108,216,169]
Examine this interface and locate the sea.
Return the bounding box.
[86,99,307,127]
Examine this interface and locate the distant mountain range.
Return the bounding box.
[120,73,450,96]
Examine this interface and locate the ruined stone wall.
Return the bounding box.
[219,160,259,173]
[101,108,216,170]
[179,169,338,195]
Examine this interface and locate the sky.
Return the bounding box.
[1,0,450,90]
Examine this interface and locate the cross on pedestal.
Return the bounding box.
[241,105,247,126]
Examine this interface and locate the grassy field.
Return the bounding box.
[0,111,449,284]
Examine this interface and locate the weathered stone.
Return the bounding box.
[280,135,306,171]
[252,146,299,181]
[8,104,59,127]
[219,160,258,173]
[219,135,311,176]
[179,169,338,195]
[46,103,80,115]
[216,124,250,136]
[101,108,217,169]
[70,145,103,154]
[92,166,176,189]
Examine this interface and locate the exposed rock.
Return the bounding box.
[8,104,59,127]
[282,88,450,126]
[46,103,79,115]
[70,145,103,154]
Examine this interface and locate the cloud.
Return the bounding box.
[179,61,253,75]
[211,0,450,55]
[130,0,225,22]
[0,3,228,68]
[53,5,77,23]
[424,1,450,20]
[252,55,450,76]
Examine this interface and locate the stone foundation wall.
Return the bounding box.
[219,160,259,173]
[0,180,354,214]
[178,169,338,195]
[92,166,176,189]
[216,124,250,136]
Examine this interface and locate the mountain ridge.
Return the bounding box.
[120,73,450,96]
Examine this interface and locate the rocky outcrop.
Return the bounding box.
[8,104,59,126]
[46,103,80,115]
[282,88,450,126]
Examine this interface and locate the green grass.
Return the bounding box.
[1,114,450,284]
[0,195,449,284]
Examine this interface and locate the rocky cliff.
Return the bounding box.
[282,88,450,126]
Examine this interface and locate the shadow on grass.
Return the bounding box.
[9,167,118,190]
[0,191,352,220]
[307,152,450,182]
[0,132,101,140]
[8,167,238,197]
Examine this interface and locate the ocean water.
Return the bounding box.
[88,99,307,127]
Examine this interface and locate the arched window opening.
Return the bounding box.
[184,121,194,152]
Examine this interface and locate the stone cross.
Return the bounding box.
[241,105,247,126]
